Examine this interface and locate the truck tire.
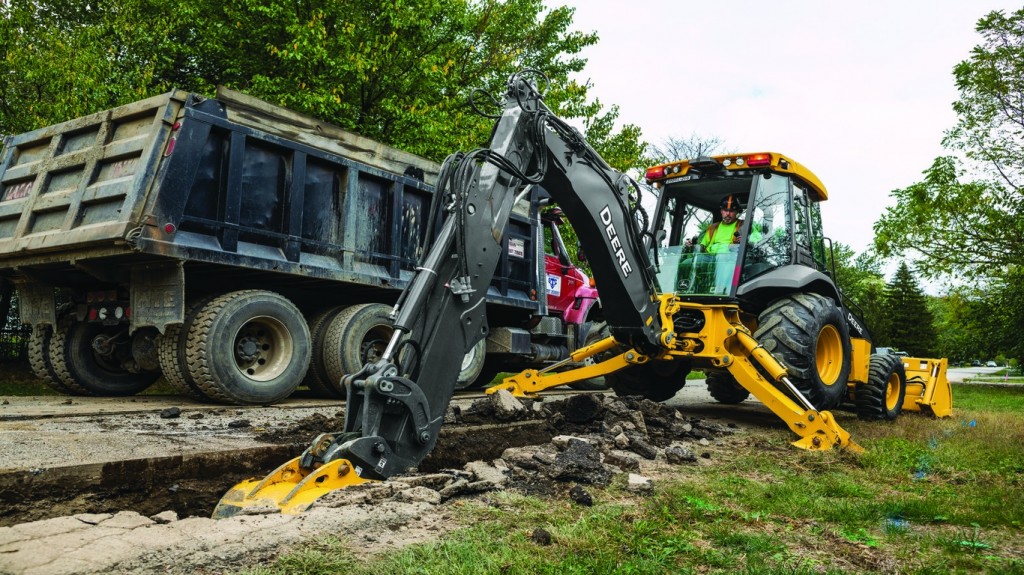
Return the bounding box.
[322,303,393,389]
[754,293,851,410]
[454,338,488,390]
[706,370,750,404]
[570,321,613,391]
[303,306,348,398]
[185,290,310,405]
[470,358,504,389]
[50,322,160,396]
[158,297,217,401]
[28,325,78,394]
[607,359,689,402]
[855,353,907,421]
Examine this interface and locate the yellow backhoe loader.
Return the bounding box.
[214,71,951,518]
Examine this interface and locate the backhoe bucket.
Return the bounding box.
[212,457,371,519]
[901,357,953,418]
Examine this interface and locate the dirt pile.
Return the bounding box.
[247,390,735,506]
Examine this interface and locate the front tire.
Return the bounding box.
[569,321,613,391]
[185,290,310,405]
[855,353,907,421]
[754,293,851,410]
[706,370,750,404]
[607,359,690,402]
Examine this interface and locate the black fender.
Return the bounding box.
[737,265,871,341]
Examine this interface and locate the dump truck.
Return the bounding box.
[211,70,952,517]
[0,88,600,404]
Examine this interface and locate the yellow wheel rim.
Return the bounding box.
[885,372,902,411]
[816,325,843,386]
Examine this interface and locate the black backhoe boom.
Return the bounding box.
[327,71,666,483]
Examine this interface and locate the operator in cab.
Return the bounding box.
[686,195,759,254]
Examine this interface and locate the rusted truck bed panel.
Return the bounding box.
[0,91,184,255]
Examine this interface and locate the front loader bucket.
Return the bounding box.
[213,457,371,519]
[901,357,953,418]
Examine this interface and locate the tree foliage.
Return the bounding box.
[829,243,888,342]
[0,0,645,169]
[929,288,991,364]
[877,262,938,357]
[874,8,1024,278]
[0,0,171,135]
[873,8,1024,365]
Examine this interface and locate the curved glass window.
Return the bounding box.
[651,172,795,296]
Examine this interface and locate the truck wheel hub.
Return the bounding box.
[237,337,261,361]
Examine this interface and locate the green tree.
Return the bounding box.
[873,8,1024,365]
[930,275,1024,366]
[981,268,1024,365]
[874,8,1024,277]
[829,244,888,343]
[0,0,647,171]
[929,288,990,364]
[0,0,183,135]
[879,262,938,356]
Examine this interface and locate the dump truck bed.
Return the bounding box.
[0,89,435,282]
[0,89,541,314]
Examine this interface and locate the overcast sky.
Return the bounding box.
[560,1,1019,257]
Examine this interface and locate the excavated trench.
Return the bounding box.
[0,389,741,528]
[0,411,554,527]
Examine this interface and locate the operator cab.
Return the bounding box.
[646,152,830,306]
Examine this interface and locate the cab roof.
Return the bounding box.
[645,152,829,202]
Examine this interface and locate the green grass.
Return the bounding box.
[243,385,1024,575]
[952,383,1024,411]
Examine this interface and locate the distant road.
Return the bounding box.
[947,366,1007,384]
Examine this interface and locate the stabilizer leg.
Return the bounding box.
[727,330,862,452]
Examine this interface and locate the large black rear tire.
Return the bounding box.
[706,370,750,404]
[607,359,689,402]
[754,293,851,410]
[855,353,907,421]
[185,290,310,405]
[158,297,217,401]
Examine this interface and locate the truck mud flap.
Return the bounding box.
[130,261,184,334]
